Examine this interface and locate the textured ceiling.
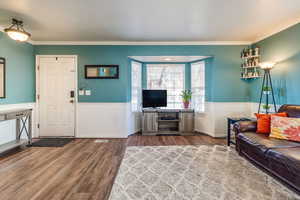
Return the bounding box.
[0,0,300,42]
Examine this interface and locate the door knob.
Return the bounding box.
[70,100,74,103]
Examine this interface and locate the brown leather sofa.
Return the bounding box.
[234,104,300,194]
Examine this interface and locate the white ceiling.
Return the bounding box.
[1,0,300,43]
[130,56,209,63]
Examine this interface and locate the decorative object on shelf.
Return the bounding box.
[4,18,31,42]
[85,65,119,79]
[258,62,277,114]
[180,90,192,109]
[240,46,261,79]
[0,57,5,98]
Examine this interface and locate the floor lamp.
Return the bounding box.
[258,62,277,114]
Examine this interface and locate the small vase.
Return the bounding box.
[183,101,190,109]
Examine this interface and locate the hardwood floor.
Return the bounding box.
[127,134,226,146]
[0,134,225,200]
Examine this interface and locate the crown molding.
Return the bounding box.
[30,40,251,45]
[0,28,251,45]
[253,18,300,44]
[0,27,252,45]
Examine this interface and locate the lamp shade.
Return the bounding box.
[5,29,30,42]
[4,18,31,42]
[260,62,275,70]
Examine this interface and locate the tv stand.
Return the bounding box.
[142,108,194,135]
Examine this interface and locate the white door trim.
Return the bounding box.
[35,55,78,138]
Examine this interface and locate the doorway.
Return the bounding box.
[36,55,77,137]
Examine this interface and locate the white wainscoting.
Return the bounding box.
[0,102,261,141]
[249,102,282,115]
[0,103,36,145]
[249,102,260,116]
[195,102,252,138]
[77,102,137,138]
[128,111,142,135]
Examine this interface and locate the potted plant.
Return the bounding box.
[262,86,271,95]
[181,90,192,109]
[262,104,271,112]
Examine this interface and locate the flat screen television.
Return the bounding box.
[142,90,167,108]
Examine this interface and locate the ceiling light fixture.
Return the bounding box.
[164,58,172,61]
[4,18,31,42]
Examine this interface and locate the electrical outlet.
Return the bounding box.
[79,90,85,96]
[85,90,91,96]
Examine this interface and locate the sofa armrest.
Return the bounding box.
[233,121,257,133]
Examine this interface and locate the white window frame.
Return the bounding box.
[131,61,142,112]
[191,61,205,112]
[146,64,185,109]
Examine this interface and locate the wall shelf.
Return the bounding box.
[241,55,260,59]
[242,66,260,69]
[240,47,261,80]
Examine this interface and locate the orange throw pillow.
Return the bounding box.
[255,112,288,134]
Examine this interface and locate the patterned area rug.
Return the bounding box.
[109,145,300,200]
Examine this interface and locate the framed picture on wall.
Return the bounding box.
[0,58,5,98]
[85,65,119,79]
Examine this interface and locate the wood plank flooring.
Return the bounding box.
[0,134,225,200]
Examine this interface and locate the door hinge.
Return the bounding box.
[37,65,40,70]
[37,94,40,100]
[37,124,40,128]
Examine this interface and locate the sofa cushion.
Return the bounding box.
[266,147,300,189]
[237,132,270,166]
[237,132,300,166]
[238,132,300,149]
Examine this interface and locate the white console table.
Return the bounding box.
[0,108,32,154]
[142,108,194,135]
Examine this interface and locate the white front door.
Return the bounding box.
[38,56,76,137]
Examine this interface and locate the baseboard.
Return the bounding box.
[128,131,142,136]
[194,129,214,137]
[194,129,226,138]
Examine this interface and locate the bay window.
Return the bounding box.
[147,64,185,109]
[191,61,205,112]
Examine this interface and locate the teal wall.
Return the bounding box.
[35,45,249,102]
[250,23,300,105]
[185,63,191,90]
[142,63,147,89]
[2,21,300,105]
[0,32,35,104]
[2,22,300,105]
